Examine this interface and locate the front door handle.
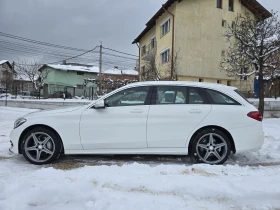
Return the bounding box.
[188,109,202,113]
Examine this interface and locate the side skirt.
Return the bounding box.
[64,147,189,155]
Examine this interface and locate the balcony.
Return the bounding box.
[141,41,157,61]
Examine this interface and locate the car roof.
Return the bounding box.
[125,81,237,91]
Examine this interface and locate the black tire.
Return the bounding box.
[21,127,62,165]
[190,128,231,165]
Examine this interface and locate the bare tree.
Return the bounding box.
[141,54,160,81]
[220,11,280,116]
[15,60,48,90]
[141,50,180,81]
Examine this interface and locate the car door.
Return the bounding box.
[80,86,151,149]
[147,86,212,148]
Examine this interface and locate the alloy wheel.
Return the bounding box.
[24,132,55,163]
[195,133,228,164]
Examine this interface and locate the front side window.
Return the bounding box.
[161,19,170,36]
[105,86,149,107]
[161,49,170,64]
[206,89,240,105]
[229,0,234,11]
[156,86,186,104]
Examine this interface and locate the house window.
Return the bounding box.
[161,18,170,36]
[227,81,231,86]
[142,45,146,56]
[151,37,156,49]
[221,50,225,57]
[222,20,227,27]
[199,78,203,82]
[217,80,221,84]
[240,68,248,80]
[77,72,84,75]
[217,0,222,8]
[77,84,83,89]
[229,0,234,11]
[160,48,170,64]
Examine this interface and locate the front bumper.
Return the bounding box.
[9,125,26,154]
[9,140,14,153]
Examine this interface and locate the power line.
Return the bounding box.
[102,52,137,61]
[0,31,139,58]
[49,45,99,64]
[103,46,138,57]
[0,39,99,59]
[0,31,87,52]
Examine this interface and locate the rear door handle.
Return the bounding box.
[189,109,202,113]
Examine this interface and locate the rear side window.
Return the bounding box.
[206,89,240,105]
[234,89,250,103]
[188,87,209,104]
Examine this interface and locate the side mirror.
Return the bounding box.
[93,99,105,109]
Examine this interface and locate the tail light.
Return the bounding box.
[247,111,263,122]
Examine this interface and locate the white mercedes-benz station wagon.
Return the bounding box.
[10,81,264,165]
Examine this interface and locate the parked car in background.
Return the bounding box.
[49,91,72,99]
[10,81,264,165]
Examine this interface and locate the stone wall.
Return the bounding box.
[250,101,280,118]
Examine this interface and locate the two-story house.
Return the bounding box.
[132,0,270,92]
[38,63,99,97]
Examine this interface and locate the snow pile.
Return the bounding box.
[0,107,280,209]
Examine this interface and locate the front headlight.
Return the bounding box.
[14,118,27,129]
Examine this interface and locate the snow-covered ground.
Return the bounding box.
[0,107,280,210]
[248,98,280,102]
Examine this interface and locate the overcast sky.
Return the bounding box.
[0,0,279,64]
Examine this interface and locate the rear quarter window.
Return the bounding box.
[234,89,250,103]
[205,89,241,105]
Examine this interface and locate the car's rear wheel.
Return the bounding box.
[190,128,231,165]
[21,127,62,165]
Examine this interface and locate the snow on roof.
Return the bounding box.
[0,60,9,65]
[104,68,138,76]
[45,64,99,73]
[14,74,32,82]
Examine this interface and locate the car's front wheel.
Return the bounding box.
[21,127,62,165]
[190,128,231,165]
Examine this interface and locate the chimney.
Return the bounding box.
[114,66,118,70]
[63,60,67,65]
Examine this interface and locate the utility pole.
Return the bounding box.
[99,42,102,95]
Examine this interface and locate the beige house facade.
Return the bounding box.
[133,0,270,92]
